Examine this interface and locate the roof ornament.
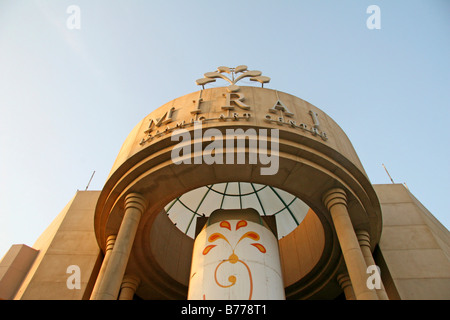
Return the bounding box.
[195,65,270,92]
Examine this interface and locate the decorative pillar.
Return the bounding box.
[90,235,116,300]
[356,229,389,300]
[188,209,285,300]
[118,275,141,300]
[323,188,378,300]
[337,273,356,300]
[93,193,146,300]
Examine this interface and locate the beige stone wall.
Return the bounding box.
[0,244,38,299]
[375,184,450,300]
[279,209,325,287]
[108,86,368,180]
[11,191,101,300]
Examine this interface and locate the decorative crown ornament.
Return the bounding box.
[195,65,270,92]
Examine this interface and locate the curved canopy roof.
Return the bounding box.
[165,182,310,239]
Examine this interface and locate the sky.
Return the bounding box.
[0,0,449,257]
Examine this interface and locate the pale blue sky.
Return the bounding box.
[1,0,449,256]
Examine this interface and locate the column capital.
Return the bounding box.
[124,192,147,214]
[356,229,371,248]
[337,273,356,300]
[336,273,351,290]
[120,274,141,290]
[119,274,141,300]
[322,188,347,211]
[105,235,117,252]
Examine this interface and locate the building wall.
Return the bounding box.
[9,191,101,300]
[2,185,450,299]
[0,244,38,299]
[375,184,450,300]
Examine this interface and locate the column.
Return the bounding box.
[337,273,356,300]
[188,209,285,300]
[93,193,146,300]
[118,275,141,300]
[90,235,116,300]
[356,229,389,300]
[323,188,378,300]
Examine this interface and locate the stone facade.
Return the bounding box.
[1,78,449,300]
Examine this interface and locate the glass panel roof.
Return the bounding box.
[164,182,310,239]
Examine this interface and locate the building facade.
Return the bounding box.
[1,66,449,300]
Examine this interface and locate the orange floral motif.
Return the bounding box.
[236,220,247,230]
[220,221,231,230]
[202,245,216,255]
[239,231,260,242]
[251,243,266,253]
[208,233,229,244]
[201,220,267,300]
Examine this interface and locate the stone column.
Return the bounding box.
[323,188,378,300]
[93,193,146,300]
[118,275,141,300]
[90,235,116,300]
[337,273,356,300]
[356,229,389,300]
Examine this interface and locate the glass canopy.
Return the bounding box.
[164,182,311,239]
